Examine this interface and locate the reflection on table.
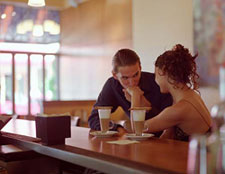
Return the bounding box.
[1,119,188,174]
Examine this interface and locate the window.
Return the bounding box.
[0,3,60,116]
[0,44,59,115]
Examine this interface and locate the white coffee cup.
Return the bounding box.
[132,110,146,136]
[96,106,112,133]
[130,107,150,136]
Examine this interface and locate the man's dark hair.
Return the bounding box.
[112,48,141,73]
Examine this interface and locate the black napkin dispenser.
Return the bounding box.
[35,115,71,145]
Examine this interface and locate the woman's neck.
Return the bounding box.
[168,84,191,104]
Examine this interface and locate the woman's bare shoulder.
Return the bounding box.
[160,103,186,121]
[167,100,193,119]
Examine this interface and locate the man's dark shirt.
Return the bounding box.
[88,72,173,131]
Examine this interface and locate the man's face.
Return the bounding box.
[113,62,141,89]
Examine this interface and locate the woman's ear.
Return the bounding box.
[112,70,118,80]
[157,68,165,76]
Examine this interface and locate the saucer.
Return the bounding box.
[89,131,118,138]
[125,133,154,141]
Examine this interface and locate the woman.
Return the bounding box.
[144,44,212,141]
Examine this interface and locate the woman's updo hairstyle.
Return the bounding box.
[155,44,199,90]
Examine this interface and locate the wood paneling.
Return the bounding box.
[60,0,132,49]
[43,100,127,127]
[43,100,95,126]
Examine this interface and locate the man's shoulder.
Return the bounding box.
[141,71,155,79]
[141,71,156,84]
[139,71,160,92]
[106,76,117,83]
[104,77,120,88]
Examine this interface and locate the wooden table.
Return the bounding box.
[1,119,189,174]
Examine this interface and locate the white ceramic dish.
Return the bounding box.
[89,131,118,138]
[125,133,154,141]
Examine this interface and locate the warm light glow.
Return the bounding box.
[50,23,60,35]
[43,20,54,32]
[32,24,44,37]
[1,14,6,19]
[0,42,60,53]
[16,20,34,34]
[43,20,60,35]
[28,0,45,7]
[12,11,16,16]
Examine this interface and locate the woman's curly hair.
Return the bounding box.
[155,44,199,90]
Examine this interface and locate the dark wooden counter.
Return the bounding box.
[1,119,188,174]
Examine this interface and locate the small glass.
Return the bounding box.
[130,107,150,136]
[95,106,112,133]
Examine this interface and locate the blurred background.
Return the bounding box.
[0,0,224,120]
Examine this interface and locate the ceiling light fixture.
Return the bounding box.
[28,0,45,7]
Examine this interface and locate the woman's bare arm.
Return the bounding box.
[145,105,184,133]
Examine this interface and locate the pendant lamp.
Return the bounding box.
[28,0,45,7]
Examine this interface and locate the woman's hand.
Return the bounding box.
[159,127,175,139]
[143,120,150,132]
[126,86,144,96]
[117,127,127,136]
[123,88,132,102]
[123,87,144,103]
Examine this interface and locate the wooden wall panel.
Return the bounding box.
[43,100,127,127]
[60,0,132,48]
[103,0,132,42]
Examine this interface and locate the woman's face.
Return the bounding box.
[155,67,169,93]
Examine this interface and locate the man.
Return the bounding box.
[88,48,172,135]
